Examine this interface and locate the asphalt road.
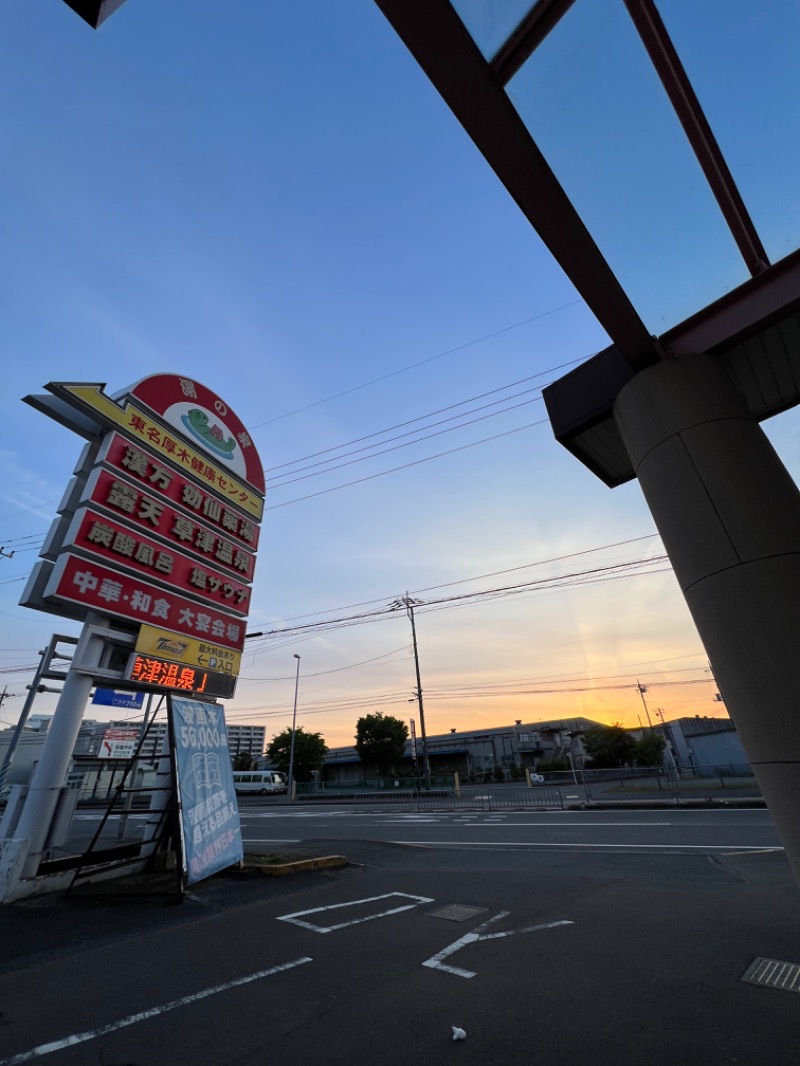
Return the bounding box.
[235,803,779,850]
[69,801,780,856]
[1,802,798,1066]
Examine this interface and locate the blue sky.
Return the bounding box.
[1,0,797,747]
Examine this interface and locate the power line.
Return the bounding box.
[0,501,60,525]
[250,301,583,429]
[247,554,671,643]
[264,360,582,476]
[268,393,544,489]
[264,418,549,511]
[0,359,583,523]
[424,678,715,701]
[253,534,661,628]
[239,645,411,682]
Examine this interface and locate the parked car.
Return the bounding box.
[529,773,545,784]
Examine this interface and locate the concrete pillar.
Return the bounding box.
[614,353,800,881]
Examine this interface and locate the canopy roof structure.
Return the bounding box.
[374,0,800,484]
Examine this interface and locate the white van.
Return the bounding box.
[232,771,287,795]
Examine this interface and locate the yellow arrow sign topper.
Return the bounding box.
[45,383,264,521]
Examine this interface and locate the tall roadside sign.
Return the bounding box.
[22,374,264,684]
[10,374,263,885]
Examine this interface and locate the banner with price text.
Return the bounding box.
[170,695,243,883]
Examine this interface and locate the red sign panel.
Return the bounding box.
[127,374,265,495]
[64,508,251,617]
[81,468,255,582]
[44,554,246,651]
[98,432,260,551]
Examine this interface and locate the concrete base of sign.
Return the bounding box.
[0,838,31,903]
[0,836,153,904]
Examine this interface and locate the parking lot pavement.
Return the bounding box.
[0,841,798,1066]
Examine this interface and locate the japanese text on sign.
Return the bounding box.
[171,696,243,883]
[46,553,245,651]
[82,468,255,582]
[99,433,260,550]
[49,384,263,520]
[125,653,236,699]
[68,508,251,616]
[135,625,242,676]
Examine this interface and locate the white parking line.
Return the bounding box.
[465,821,673,827]
[243,838,301,843]
[277,892,434,933]
[0,958,312,1066]
[392,840,782,850]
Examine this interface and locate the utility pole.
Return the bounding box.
[286,654,301,801]
[390,594,431,789]
[636,680,654,730]
[706,661,726,705]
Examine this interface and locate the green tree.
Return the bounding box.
[266,728,328,783]
[233,751,254,771]
[582,723,636,768]
[354,713,409,774]
[632,731,666,767]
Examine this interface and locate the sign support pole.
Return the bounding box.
[116,692,160,840]
[14,613,109,878]
[0,636,63,794]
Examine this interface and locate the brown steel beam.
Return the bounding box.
[490,0,578,85]
[374,0,658,371]
[662,246,800,356]
[623,0,769,277]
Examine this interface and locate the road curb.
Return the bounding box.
[569,799,766,810]
[246,855,348,877]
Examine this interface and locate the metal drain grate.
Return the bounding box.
[742,957,800,992]
[427,904,488,922]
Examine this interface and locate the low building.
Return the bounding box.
[2,714,266,802]
[0,728,48,788]
[655,715,749,775]
[322,717,600,784]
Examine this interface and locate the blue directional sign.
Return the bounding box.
[92,688,145,709]
[170,696,243,884]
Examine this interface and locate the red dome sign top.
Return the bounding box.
[123,374,265,496]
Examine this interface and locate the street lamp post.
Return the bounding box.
[286,654,301,802]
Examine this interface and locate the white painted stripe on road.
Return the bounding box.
[74,814,147,821]
[277,892,435,934]
[718,848,782,856]
[0,958,313,1066]
[243,838,301,843]
[422,913,573,979]
[465,821,673,826]
[393,840,782,850]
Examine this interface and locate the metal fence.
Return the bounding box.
[297,777,453,795]
[349,786,563,812]
[540,765,760,798]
